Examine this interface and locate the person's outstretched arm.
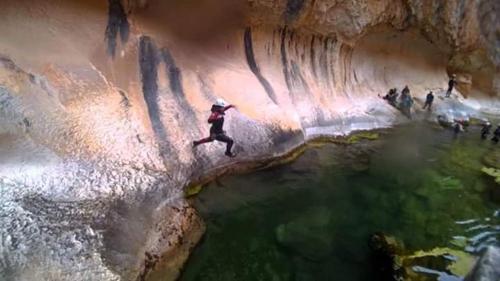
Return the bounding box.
[223,105,235,112]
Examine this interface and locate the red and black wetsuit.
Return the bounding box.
[193,104,235,156]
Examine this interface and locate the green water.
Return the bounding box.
[180,124,499,281]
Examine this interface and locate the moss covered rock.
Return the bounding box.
[481,167,500,185]
[185,184,203,197]
[367,232,475,281]
[346,132,380,144]
[401,247,475,279]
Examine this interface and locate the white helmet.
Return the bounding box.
[215,98,226,107]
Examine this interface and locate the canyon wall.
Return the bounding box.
[0,0,498,280]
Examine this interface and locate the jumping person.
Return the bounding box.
[446,74,457,98]
[193,99,237,157]
[422,91,434,110]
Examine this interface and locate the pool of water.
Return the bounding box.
[179,124,499,281]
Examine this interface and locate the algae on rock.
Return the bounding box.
[346,132,380,144]
[481,167,500,185]
[402,247,476,279]
[185,184,203,197]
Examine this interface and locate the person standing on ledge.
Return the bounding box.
[193,99,237,157]
[445,74,457,98]
[422,91,434,110]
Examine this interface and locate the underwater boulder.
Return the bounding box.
[367,233,476,281]
[481,167,500,185]
[368,232,405,281]
[275,207,334,261]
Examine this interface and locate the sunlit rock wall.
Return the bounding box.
[248,0,500,97]
[0,0,498,281]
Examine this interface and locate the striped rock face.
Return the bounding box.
[0,1,498,281]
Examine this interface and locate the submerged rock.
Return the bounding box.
[367,233,477,281]
[275,207,333,261]
[368,232,405,281]
[401,247,476,280]
[482,167,500,185]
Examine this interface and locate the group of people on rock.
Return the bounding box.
[379,74,499,144]
[382,86,437,116]
[443,117,500,143]
[381,74,459,118]
[381,86,413,118]
[381,85,424,119]
[192,73,490,157]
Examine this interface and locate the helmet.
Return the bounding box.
[214,98,226,107]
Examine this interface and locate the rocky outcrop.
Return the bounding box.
[247,0,499,97]
[0,1,498,281]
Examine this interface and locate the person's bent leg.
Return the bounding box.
[193,135,215,146]
[215,134,234,156]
